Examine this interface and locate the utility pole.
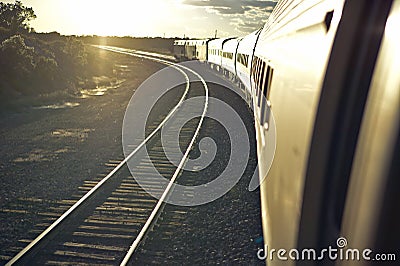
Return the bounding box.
[214,30,217,38]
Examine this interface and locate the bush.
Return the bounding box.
[0,34,89,96]
[0,25,11,41]
[0,34,35,75]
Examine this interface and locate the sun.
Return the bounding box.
[63,0,166,36]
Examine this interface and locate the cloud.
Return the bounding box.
[183,0,277,34]
[183,0,277,15]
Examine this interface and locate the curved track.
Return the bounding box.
[7,47,209,265]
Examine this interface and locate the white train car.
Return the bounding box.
[173,39,210,61]
[236,30,261,95]
[221,38,239,79]
[172,3,400,263]
[194,39,209,61]
[207,37,234,71]
[251,0,400,265]
[173,40,186,60]
[252,0,345,261]
[184,40,198,60]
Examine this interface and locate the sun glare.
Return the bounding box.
[61,0,167,36]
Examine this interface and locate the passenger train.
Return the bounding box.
[174,0,399,265]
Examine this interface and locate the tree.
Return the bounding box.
[0,34,35,74]
[0,1,36,32]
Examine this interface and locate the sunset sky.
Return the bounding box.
[3,0,277,38]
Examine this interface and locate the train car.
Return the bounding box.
[207,37,234,71]
[172,1,399,263]
[251,0,400,264]
[236,29,261,98]
[184,40,198,60]
[194,39,210,61]
[221,38,239,79]
[173,40,186,60]
[251,0,341,259]
[173,39,210,61]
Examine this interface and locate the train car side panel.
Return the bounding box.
[221,38,239,77]
[253,0,343,263]
[236,30,259,94]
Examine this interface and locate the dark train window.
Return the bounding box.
[252,58,257,83]
[255,58,262,97]
[266,67,274,100]
[237,53,250,67]
[251,57,255,78]
[257,61,266,107]
[222,52,233,59]
[255,58,261,85]
[254,58,259,90]
[261,66,274,124]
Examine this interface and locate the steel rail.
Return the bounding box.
[6,46,193,266]
[119,51,209,266]
[96,46,210,266]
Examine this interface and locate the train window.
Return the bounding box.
[261,66,274,124]
[254,59,258,90]
[252,56,260,86]
[237,53,249,67]
[260,66,271,122]
[257,59,262,89]
[259,61,266,88]
[266,67,274,100]
[252,58,256,81]
[257,61,266,107]
[255,58,262,97]
[257,59,262,88]
[254,58,260,85]
[251,57,255,76]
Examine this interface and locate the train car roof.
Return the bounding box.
[222,38,239,52]
[237,30,260,54]
[208,37,237,49]
[174,39,212,46]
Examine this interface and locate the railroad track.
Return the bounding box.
[7,48,209,265]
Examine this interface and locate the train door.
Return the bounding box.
[297,0,395,263]
[339,1,400,264]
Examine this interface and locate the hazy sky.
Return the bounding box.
[3,0,277,38]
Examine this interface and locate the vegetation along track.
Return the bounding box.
[6,48,209,265]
